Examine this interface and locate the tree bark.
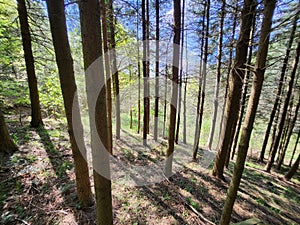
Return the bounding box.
[277,93,300,169]
[220,1,276,224]
[0,108,18,154]
[285,153,300,180]
[207,0,225,150]
[154,0,160,141]
[100,0,113,154]
[46,0,93,208]
[289,129,300,167]
[175,0,185,144]
[108,0,121,140]
[212,0,256,180]
[193,0,210,160]
[266,34,300,173]
[165,0,181,177]
[229,12,256,164]
[17,0,43,128]
[78,0,113,224]
[260,6,299,162]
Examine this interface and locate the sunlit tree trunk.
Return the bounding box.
[229,12,256,164]
[165,0,181,177]
[220,1,276,224]
[0,108,18,154]
[207,0,225,150]
[260,7,299,162]
[137,1,141,134]
[212,0,256,180]
[100,0,113,153]
[46,0,93,208]
[78,0,113,223]
[266,35,300,173]
[17,0,43,128]
[108,0,121,139]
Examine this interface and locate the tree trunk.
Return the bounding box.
[277,93,300,169]
[46,0,93,208]
[285,153,300,181]
[137,2,141,134]
[154,0,160,141]
[175,0,185,144]
[266,34,300,173]
[165,0,181,177]
[229,12,256,163]
[17,0,43,128]
[108,0,121,140]
[183,31,188,144]
[289,129,300,167]
[0,108,18,154]
[219,2,238,141]
[207,0,225,150]
[78,0,113,224]
[193,0,209,160]
[220,1,276,224]
[212,0,256,180]
[100,0,113,154]
[260,7,299,162]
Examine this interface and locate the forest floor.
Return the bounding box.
[0,109,299,225]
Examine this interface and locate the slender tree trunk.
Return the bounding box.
[175,0,185,144]
[212,0,256,180]
[289,129,300,167]
[163,64,168,139]
[207,0,225,150]
[193,1,209,160]
[260,7,299,162]
[277,94,300,169]
[100,0,113,153]
[17,0,43,128]
[266,35,300,173]
[165,0,181,177]
[219,3,238,141]
[154,0,160,141]
[183,31,188,144]
[0,108,18,154]
[146,0,150,134]
[137,1,141,134]
[220,1,276,224]
[229,12,256,163]
[129,65,133,129]
[285,153,300,180]
[78,0,113,223]
[46,0,93,208]
[108,0,121,139]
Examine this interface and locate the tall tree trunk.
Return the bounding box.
[163,65,168,139]
[212,0,256,180]
[193,0,209,160]
[137,1,141,134]
[108,0,121,139]
[229,12,256,163]
[46,0,93,208]
[165,0,181,177]
[175,0,185,144]
[266,34,300,173]
[78,0,113,223]
[17,0,43,128]
[260,7,299,162]
[100,0,113,154]
[219,2,238,141]
[142,0,150,145]
[207,0,225,150]
[220,1,276,224]
[289,129,300,167]
[154,0,160,141]
[277,93,300,169]
[0,108,18,154]
[183,31,188,144]
[285,153,300,181]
